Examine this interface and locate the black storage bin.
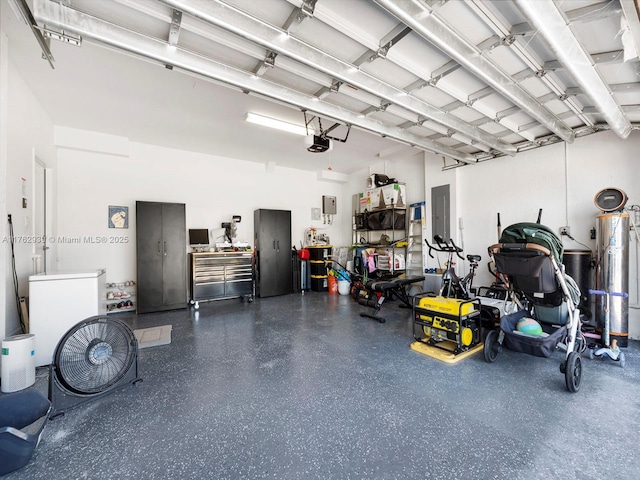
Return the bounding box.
[311,275,328,292]
[500,310,567,358]
[310,260,328,276]
[307,246,332,260]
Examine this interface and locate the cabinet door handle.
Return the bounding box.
[273,240,276,250]
[158,241,161,253]
[277,240,280,251]
[164,241,167,256]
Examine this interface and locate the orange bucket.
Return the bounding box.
[327,275,338,294]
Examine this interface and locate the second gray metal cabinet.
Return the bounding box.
[136,201,187,313]
[254,209,292,297]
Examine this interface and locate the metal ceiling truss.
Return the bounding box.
[515,0,632,139]
[159,0,516,157]
[300,0,535,146]
[30,0,640,167]
[168,8,182,46]
[374,0,576,143]
[282,0,317,35]
[113,0,473,150]
[465,0,593,129]
[8,0,56,68]
[33,0,479,164]
[510,0,623,38]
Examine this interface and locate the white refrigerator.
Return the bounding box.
[29,269,107,367]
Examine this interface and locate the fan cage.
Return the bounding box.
[54,317,137,395]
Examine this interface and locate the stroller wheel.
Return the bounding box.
[483,329,500,363]
[564,352,582,393]
[589,349,594,360]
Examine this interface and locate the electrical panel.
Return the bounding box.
[322,195,337,214]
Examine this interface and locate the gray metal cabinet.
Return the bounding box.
[189,252,253,302]
[254,209,292,297]
[136,201,187,313]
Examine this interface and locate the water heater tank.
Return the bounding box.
[1,334,36,393]
[595,213,629,347]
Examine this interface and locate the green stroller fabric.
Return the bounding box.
[499,222,564,265]
[498,222,580,307]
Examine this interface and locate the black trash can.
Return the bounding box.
[563,250,592,317]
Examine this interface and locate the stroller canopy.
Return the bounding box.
[499,222,564,264]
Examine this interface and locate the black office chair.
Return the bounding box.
[0,390,51,475]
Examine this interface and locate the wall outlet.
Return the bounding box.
[560,226,570,236]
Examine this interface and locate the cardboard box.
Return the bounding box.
[380,183,406,209]
[358,183,406,212]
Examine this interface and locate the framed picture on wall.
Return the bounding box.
[108,205,129,229]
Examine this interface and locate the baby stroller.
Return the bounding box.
[483,223,585,393]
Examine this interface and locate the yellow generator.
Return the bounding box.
[413,295,481,354]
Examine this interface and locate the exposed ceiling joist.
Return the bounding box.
[168,8,182,46]
[32,0,479,164]
[620,0,640,62]
[281,0,316,34]
[466,0,594,129]
[7,0,55,68]
[543,50,626,72]
[515,0,632,139]
[160,0,516,156]
[510,0,623,37]
[374,0,576,143]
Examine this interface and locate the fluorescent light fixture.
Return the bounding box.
[245,112,307,136]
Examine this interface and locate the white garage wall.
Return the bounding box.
[54,128,346,284]
[425,131,640,338]
[2,58,56,337]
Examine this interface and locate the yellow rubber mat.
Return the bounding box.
[410,339,483,364]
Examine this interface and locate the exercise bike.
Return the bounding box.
[424,235,481,299]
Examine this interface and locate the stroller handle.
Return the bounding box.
[588,289,628,298]
[487,242,551,257]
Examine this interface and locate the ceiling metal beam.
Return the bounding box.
[544,50,626,71]
[515,0,632,139]
[374,0,576,143]
[584,104,640,114]
[377,23,412,58]
[610,82,640,93]
[466,0,594,131]
[253,50,277,77]
[510,0,623,37]
[282,0,317,34]
[353,24,412,67]
[160,0,516,156]
[115,0,467,146]
[7,0,55,68]
[168,8,182,46]
[32,0,478,164]
[620,0,640,61]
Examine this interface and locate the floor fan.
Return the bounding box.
[49,316,141,418]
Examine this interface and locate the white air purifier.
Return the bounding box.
[1,334,36,393]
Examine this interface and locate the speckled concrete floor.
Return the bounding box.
[3,292,640,480]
